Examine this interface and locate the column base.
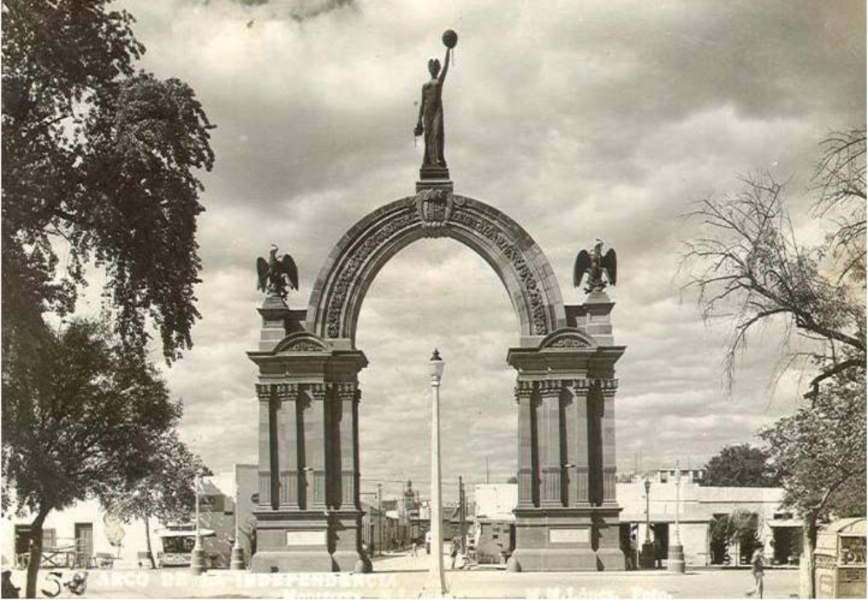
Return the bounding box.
[667,544,685,573]
[509,547,599,572]
[251,508,333,573]
[511,506,625,572]
[639,542,656,569]
[230,546,246,571]
[251,550,334,573]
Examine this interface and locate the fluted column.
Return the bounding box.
[276,384,301,509]
[304,384,329,509]
[599,379,618,505]
[334,383,360,509]
[515,381,536,508]
[539,380,564,508]
[570,379,591,506]
[256,384,280,510]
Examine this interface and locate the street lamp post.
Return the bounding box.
[668,462,686,573]
[640,479,656,569]
[427,349,447,596]
[230,464,246,570]
[190,468,207,575]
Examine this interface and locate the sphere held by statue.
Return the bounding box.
[442,29,458,48]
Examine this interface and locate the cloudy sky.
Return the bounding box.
[110,0,865,503]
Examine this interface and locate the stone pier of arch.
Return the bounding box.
[247,180,626,573]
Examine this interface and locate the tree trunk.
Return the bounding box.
[25,507,50,599]
[143,514,157,569]
[799,511,818,598]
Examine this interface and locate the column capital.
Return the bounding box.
[308,383,328,400]
[538,379,563,399]
[596,378,619,397]
[514,381,534,403]
[255,383,274,402]
[330,382,359,401]
[274,383,300,401]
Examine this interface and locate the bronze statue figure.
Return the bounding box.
[574,239,617,294]
[415,30,457,171]
[256,244,299,300]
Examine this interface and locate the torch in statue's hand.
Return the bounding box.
[442,29,458,49]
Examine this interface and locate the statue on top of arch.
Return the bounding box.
[256,244,299,300]
[414,29,458,177]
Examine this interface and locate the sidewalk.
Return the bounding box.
[7,563,800,598]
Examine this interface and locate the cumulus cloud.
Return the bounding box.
[118,0,865,502]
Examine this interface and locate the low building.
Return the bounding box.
[467,478,801,569]
[618,479,803,567]
[2,468,257,571]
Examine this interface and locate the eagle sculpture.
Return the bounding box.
[573,239,617,294]
[256,244,299,300]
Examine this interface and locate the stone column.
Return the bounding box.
[277,384,301,509]
[571,379,591,506]
[561,383,575,506]
[256,384,279,510]
[304,384,328,510]
[538,380,564,508]
[515,381,536,508]
[334,383,359,508]
[599,379,618,505]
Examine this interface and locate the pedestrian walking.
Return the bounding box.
[450,537,460,569]
[628,534,638,570]
[411,539,418,557]
[747,547,764,598]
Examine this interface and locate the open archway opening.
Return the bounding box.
[354,238,518,564]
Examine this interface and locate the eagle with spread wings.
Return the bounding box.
[256,244,298,300]
[573,239,617,294]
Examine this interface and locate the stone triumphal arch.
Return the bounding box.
[247,27,624,574]
[247,178,625,573]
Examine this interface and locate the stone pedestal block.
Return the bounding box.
[250,510,333,573]
[508,507,624,572]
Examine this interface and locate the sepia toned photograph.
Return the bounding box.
[1,1,865,598]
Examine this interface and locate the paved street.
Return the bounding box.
[7,552,801,598]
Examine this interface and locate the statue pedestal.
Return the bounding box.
[416,169,453,193]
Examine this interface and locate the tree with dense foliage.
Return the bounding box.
[1,320,187,597]
[2,3,213,595]
[1,0,215,364]
[102,434,209,569]
[703,444,780,488]
[683,129,866,597]
[760,370,866,597]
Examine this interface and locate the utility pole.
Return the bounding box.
[377,483,383,557]
[485,457,490,484]
[459,476,466,554]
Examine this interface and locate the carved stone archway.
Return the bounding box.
[305,191,566,345]
[247,184,626,573]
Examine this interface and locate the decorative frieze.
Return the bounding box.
[450,207,548,335]
[326,209,419,338]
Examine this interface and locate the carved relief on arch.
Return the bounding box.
[273,332,329,354]
[307,195,567,341]
[538,328,597,351]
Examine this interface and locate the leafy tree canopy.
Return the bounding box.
[759,370,867,521]
[2,0,215,362]
[1,319,182,517]
[703,443,781,488]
